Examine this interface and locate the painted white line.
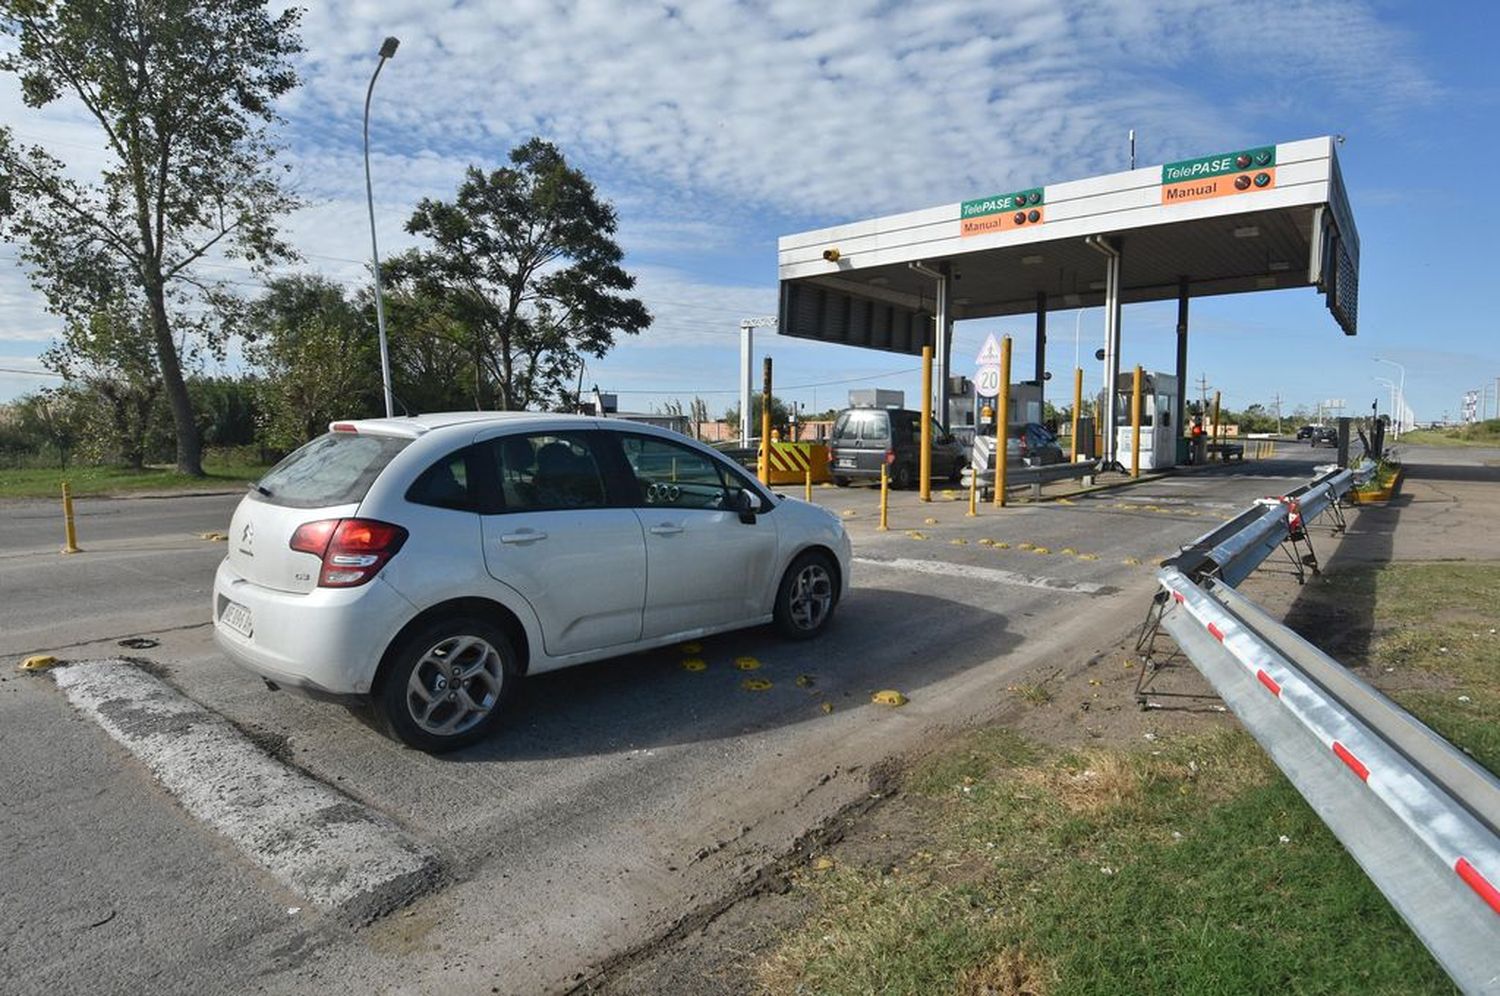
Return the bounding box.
[853,556,1110,595]
[52,660,440,919]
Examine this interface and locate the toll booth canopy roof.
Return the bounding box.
[777,136,1358,356]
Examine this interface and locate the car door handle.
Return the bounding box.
[648,524,685,536]
[499,529,547,544]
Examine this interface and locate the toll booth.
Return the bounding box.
[1110,372,1179,470]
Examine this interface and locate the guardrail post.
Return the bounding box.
[878,463,890,531]
[804,462,812,502]
[1131,364,1143,478]
[919,344,933,502]
[993,335,1011,507]
[61,481,81,555]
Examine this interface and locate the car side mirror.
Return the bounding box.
[736,489,763,524]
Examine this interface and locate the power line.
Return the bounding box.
[604,366,920,396]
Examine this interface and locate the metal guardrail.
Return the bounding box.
[1142,470,1500,992]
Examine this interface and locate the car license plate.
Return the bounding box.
[221,600,253,638]
[837,458,855,468]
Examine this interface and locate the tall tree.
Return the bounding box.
[0,0,303,475]
[395,139,651,411]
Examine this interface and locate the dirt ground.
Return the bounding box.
[582,455,1499,996]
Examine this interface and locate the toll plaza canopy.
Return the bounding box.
[776,136,1360,464]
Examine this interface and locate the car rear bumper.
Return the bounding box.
[211,559,416,695]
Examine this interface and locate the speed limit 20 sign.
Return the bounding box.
[975,365,1001,396]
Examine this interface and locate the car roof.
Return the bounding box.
[330,411,595,439]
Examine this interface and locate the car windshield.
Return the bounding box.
[833,410,888,442]
[252,431,410,509]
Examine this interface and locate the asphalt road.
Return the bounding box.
[0,448,1343,994]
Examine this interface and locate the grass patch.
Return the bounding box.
[0,459,270,499]
[1399,419,1500,447]
[761,729,1453,995]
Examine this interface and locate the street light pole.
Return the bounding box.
[1374,357,1406,437]
[364,36,400,418]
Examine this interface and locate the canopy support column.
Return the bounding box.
[1088,236,1124,468]
[1175,278,1190,436]
[1035,291,1047,412]
[935,266,952,429]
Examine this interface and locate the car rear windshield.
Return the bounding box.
[251,432,411,509]
[833,410,889,442]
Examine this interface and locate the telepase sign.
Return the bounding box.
[1161,146,1277,204]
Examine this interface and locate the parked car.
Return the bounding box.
[1309,426,1339,447]
[1007,422,1065,466]
[214,413,851,752]
[829,407,967,488]
[1295,425,1318,440]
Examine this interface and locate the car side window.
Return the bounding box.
[617,435,730,510]
[482,432,608,512]
[406,447,476,511]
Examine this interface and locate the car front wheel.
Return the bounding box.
[773,551,839,640]
[379,616,518,753]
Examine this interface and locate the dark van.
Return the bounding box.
[829,408,967,488]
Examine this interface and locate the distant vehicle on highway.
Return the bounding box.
[1295,425,1318,440]
[214,413,851,752]
[1309,426,1339,447]
[829,407,966,488]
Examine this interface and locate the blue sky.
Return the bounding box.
[2,0,1497,422]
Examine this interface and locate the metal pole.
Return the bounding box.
[739,323,753,447]
[919,344,933,501]
[1175,278,1189,451]
[758,357,773,484]
[994,336,1012,507]
[1131,365,1143,478]
[1211,390,1222,462]
[1070,366,1083,463]
[967,458,978,517]
[804,462,812,502]
[934,271,951,431]
[61,481,80,554]
[363,40,399,418]
[1035,291,1046,411]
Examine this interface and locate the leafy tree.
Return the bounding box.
[7,387,85,468]
[724,395,792,437]
[378,264,488,413]
[41,300,168,468]
[244,275,379,451]
[393,139,651,411]
[0,0,303,475]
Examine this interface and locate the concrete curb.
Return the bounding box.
[50,659,443,921]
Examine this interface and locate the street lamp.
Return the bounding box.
[1373,357,1406,437]
[364,36,400,417]
[1373,376,1396,422]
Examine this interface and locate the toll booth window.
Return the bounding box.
[618,435,730,510]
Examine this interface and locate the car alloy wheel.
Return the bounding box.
[774,551,838,639]
[405,634,504,737]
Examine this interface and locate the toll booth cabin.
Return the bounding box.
[775,136,1360,473]
[1109,372,1179,471]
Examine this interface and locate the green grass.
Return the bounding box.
[1399,419,1500,447]
[0,459,270,499]
[762,563,1500,994]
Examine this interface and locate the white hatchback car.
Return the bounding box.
[213,413,851,752]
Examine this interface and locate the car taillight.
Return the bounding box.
[885,449,896,464]
[289,518,408,588]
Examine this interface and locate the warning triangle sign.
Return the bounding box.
[975,334,1002,367]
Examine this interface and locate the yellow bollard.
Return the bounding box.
[1131,365,1143,479]
[61,481,81,554]
[804,462,812,502]
[878,463,890,530]
[966,458,978,517]
[919,344,933,502]
[1070,366,1083,464]
[993,336,1012,507]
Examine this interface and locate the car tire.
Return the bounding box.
[892,463,914,489]
[378,616,518,753]
[948,459,964,483]
[832,476,850,487]
[773,550,839,640]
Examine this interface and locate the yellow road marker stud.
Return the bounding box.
[923,516,938,525]
[20,655,59,672]
[820,701,834,714]
[679,641,702,653]
[734,656,761,671]
[795,674,815,688]
[871,689,909,707]
[1057,497,1075,505]
[1078,553,1099,561]
[1060,547,1078,556]
[841,509,857,517]
[995,541,1010,549]
[741,678,773,692]
[1032,546,1050,555]
[1123,557,1141,566]
[949,538,967,546]
[905,530,927,540]
[1018,541,1034,550]
[680,658,707,672]
[977,537,996,546]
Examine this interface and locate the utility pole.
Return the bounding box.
[1272,392,1283,436]
[1195,373,1211,416]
